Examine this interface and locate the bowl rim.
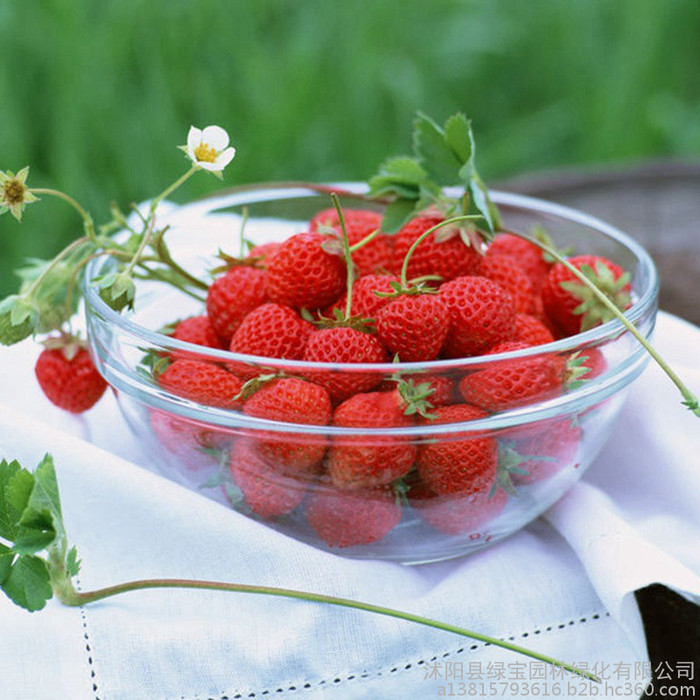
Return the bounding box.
[83,182,659,374]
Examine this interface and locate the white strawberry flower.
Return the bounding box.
[183,125,236,176]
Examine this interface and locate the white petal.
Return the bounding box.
[214,147,236,169]
[198,160,225,172]
[201,125,229,151]
[186,126,202,159]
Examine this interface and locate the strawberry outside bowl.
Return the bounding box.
[82,183,658,564]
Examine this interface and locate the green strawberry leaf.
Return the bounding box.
[0,459,34,541]
[10,454,61,556]
[14,512,56,556]
[444,113,474,166]
[466,177,498,239]
[65,546,81,577]
[0,454,77,611]
[1,554,53,612]
[22,454,64,544]
[380,198,419,234]
[0,542,14,584]
[367,156,427,233]
[367,156,426,195]
[413,112,466,187]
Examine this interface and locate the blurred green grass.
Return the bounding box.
[1,0,699,297]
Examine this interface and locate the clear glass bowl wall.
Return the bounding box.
[84,185,658,564]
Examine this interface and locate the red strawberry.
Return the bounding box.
[229,439,308,519]
[409,481,507,535]
[541,254,631,336]
[485,232,552,291]
[439,276,516,357]
[310,207,392,276]
[390,215,481,282]
[245,241,282,268]
[305,483,402,547]
[415,404,497,496]
[327,389,417,489]
[265,232,346,311]
[35,343,107,413]
[157,359,245,410]
[302,326,389,402]
[168,315,225,361]
[206,265,267,343]
[324,273,399,320]
[506,418,582,484]
[310,207,380,233]
[375,292,449,362]
[512,313,556,346]
[242,377,331,473]
[228,303,314,378]
[477,255,538,315]
[419,374,456,406]
[458,341,562,412]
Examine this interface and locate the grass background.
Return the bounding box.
[1,0,699,297]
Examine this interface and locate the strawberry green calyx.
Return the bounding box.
[368,112,501,236]
[396,378,436,419]
[559,261,631,332]
[39,331,89,362]
[0,454,600,683]
[308,306,376,334]
[372,278,440,301]
[492,441,544,497]
[565,352,596,390]
[95,269,136,312]
[209,206,259,275]
[233,373,281,402]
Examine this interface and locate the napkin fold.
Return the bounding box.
[1,312,699,700]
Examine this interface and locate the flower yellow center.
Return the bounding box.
[3,178,26,205]
[193,142,218,163]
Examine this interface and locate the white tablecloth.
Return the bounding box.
[1,311,699,700]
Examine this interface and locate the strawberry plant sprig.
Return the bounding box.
[0,125,236,347]
[367,112,500,237]
[0,453,600,683]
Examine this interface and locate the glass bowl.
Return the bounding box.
[83,183,658,564]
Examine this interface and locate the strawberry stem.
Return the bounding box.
[24,236,93,301]
[330,192,355,321]
[399,215,480,289]
[29,188,97,241]
[152,228,209,291]
[56,576,599,682]
[239,206,250,258]
[348,226,380,253]
[149,165,198,216]
[510,229,700,418]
